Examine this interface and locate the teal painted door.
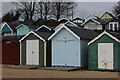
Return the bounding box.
[98,43,113,69]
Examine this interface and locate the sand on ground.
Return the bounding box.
[2,67,119,78]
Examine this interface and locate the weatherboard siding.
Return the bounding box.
[101,13,113,20]
[2,24,12,33]
[21,34,44,67]
[80,40,89,68]
[17,25,30,35]
[88,34,120,71]
[52,28,81,67]
[84,21,102,30]
[118,44,120,70]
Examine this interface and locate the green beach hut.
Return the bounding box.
[88,31,120,71]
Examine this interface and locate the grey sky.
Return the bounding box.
[1,2,116,19]
[74,2,116,18]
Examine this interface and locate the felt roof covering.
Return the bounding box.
[48,24,98,40]
[7,21,21,32]
[88,31,120,45]
[81,18,108,26]
[108,31,120,40]
[68,27,98,40]
[35,31,53,40]
[94,18,108,24]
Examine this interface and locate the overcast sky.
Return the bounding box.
[1,2,117,19]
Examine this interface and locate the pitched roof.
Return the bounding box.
[48,24,98,40]
[19,31,53,42]
[58,18,69,23]
[106,19,120,24]
[72,17,83,21]
[85,15,100,20]
[94,19,108,24]
[1,22,13,33]
[36,25,57,32]
[101,12,116,19]
[106,12,116,18]
[16,23,39,29]
[68,27,98,40]
[81,18,107,26]
[22,20,39,29]
[47,26,57,30]
[108,31,120,40]
[35,31,53,40]
[64,21,78,27]
[7,21,21,31]
[25,24,39,29]
[88,31,120,45]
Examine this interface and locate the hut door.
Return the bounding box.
[26,40,39,65]
[66,40,79,66]
[52,40,66,66]
[98,43,113,69]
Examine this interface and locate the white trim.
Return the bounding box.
[88,31,120,45]
[26,40,39,65]
[16,24,29,29]
[81,18,101,26]
[1,22,13,33]
[58,18,69,22]
[72,17,83,24]
[48,24,80,40]
[47,18,57,21]
[64,20,78,27]
[109,22,119,31]
[109,23,112,30]
[44,42,47,66]
[20,42,22,65]
[19,31,45,42]
[36,25,52,31]
[53,24,63,31]
[73,17,83,20]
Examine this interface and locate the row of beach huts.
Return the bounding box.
[1,12,120,71]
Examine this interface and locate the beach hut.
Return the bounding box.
[19,31,52,67]
[2,36,20,65]
[48,24,97,67]
[1,22,14,36]
[88,31,120,71]
[81,18,107,30]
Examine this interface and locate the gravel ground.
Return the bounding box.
[2,66,119,78]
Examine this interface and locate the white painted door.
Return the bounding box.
[98,43,113,69]
[26,40,39,65]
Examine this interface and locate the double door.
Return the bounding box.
[53,39,80,67]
